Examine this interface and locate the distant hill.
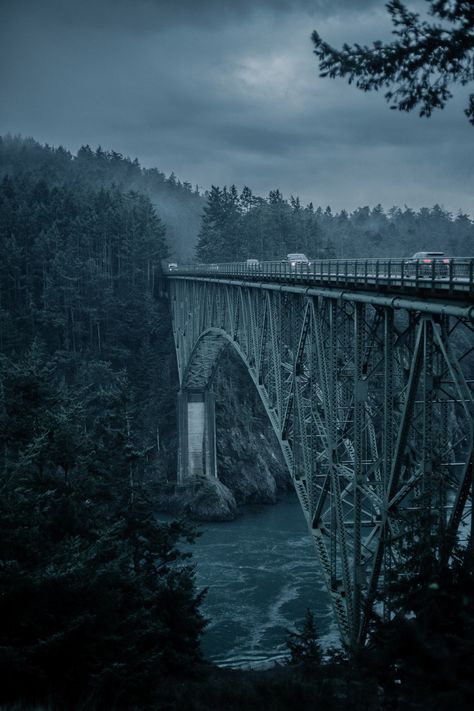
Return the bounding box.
[0,134,204,259]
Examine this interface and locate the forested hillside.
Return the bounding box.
[0,135,204,259]
[2,135,473,709]
[0,140,208,708]
[196,185,473,262]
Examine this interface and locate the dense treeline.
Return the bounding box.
[0,347,205,708]
[1,136,474,709]
[196,185,473,262]
[0,173,166,353]
[0,140,207,708]
[197,186,333,261]
[0,171,178,462]
[0,135,204,259]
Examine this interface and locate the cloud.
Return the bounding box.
[3,0,383,32]
[0,0,472,218]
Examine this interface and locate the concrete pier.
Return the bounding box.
[177,389,217,484]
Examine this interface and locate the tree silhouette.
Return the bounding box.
[312,1,474,124]
[286,609,323,667]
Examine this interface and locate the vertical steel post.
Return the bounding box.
[353,301,365,644]
[422,318,434,524]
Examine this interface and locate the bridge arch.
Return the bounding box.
[181,325,294,474]
[169,272,474,649]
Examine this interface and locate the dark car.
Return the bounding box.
[284,253,311,270]
[405,251,449,277]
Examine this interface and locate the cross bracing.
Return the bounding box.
[166,259,474,649]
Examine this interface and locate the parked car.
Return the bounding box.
[285,253,310,268]
[405,252,449,277]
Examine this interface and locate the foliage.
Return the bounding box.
[0,134,204,259]
[312,0,474,124]
[0,137,206,708]
[286,608,323,668]
[196,184,331,262]
[363,520,474,709]
[196,185,473,262]
[0,165,179,474]
[0,348,206,708]
[0,172,167,354]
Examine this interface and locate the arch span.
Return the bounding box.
[169,275,474,649]
[181,326,295,477]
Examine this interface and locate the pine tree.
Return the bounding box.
[363,515,474,708]
[0,348,207,708]
[196,185,224,262]
[286,608,323,668]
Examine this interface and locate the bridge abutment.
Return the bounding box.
[177,389,217,484]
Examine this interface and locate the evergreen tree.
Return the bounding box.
[0,348,206,708]
[363,515,474,708]
[312,1,474,124]
[196,186,225,262]
[286,609,323,668]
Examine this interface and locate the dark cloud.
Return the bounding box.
[0,0,472,217]
[3,0,382,31]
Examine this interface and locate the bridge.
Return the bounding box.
[165,258,474,649]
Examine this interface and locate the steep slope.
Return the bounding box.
[0,135,204,259]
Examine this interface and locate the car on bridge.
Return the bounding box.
[285,253,310,269]
[246,258,259,269]
[405,251,449,277]
[168,262,178,271]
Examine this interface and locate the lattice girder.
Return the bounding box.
[169,277,474,648]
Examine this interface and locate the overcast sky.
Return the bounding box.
[1,0,472,215]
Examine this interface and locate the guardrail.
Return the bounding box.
[167,258,474,299]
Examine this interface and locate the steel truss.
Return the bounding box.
[169,276,474,649]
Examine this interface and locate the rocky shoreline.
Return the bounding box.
[157,453,292,522]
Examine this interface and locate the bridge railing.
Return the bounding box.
[167,258,474,297]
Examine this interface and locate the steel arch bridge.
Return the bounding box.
[166,258,474,649]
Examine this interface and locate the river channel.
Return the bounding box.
[190,492,337,668]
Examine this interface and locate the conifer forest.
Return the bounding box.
[1,132,474,709]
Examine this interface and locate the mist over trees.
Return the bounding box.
[197,185,332,262]
[0,134,204,259]
[196,184,472,262]
[1,134,473,708]
[0,136,206,707]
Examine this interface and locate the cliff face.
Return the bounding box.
[216,424,287,504]
[214,349,290,505]
[210,349,291,515]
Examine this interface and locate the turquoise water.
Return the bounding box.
[190,493,336,668]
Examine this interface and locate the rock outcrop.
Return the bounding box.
[178,478,237,521]
[175,349,291,520]
[213,349,291,506]
[159,348,292,522]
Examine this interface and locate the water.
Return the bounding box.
[190,492,337,668]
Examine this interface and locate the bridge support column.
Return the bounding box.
[177,389,217,484]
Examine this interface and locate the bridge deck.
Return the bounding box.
[167,258,474,302]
